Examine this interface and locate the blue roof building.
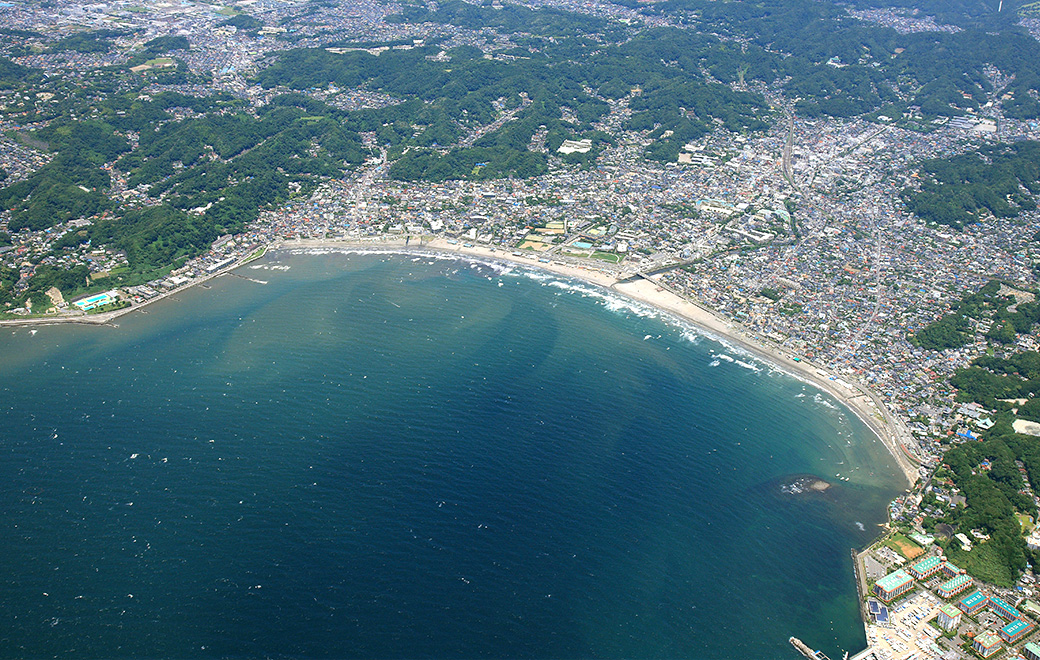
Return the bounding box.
[958,590,988,615]
[990,596,1021,621]
[1000,618,1033,644]
[873,569,914,602]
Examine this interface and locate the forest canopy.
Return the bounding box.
[902,141,1040,229]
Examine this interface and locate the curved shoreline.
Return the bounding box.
[610,276,920,488]
[1,234,919,486]
[282,235,920,486]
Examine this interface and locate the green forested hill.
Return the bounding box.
[901,141,1040,228]
[3,0,1040,289]
[0,88,368,272]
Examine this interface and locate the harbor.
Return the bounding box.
[791,531,1040,660]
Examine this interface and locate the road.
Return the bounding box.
[781,110,798,191]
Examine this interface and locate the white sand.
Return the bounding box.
[423,238,919,485]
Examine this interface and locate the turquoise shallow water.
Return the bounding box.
[0,251,904,659]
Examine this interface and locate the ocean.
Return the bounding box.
[0,250,905,659]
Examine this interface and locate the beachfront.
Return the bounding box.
[423,236,921,486]
[269,234,920,485]
[0,233,921,486]
[0,259,894,660]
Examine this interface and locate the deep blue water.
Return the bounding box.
[0,251,904,659]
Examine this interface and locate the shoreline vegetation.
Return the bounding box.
[0,234,920,487]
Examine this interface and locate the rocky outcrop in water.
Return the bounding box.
[778,474,832,495]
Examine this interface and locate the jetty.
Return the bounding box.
[790,637,833,660]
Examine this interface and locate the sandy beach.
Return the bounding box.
[614,276,920,485]
[418,236,920,486]
[275,235,919,485]
[2,233,920,485]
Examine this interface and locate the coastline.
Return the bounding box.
[1,233,920,486]
[284,235,920,487]
[613,276,921,488]
[0,246,268,328]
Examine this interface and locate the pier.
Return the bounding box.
[790,636,833,660]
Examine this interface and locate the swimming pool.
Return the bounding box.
[73,292,116,311]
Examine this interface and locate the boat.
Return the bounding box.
[790,637,833,660]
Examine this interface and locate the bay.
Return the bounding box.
[0,251,904,659]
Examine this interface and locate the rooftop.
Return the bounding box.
[975,630,1001,648]
[990,595,1019,615]
[1002,619,1032,636]
[960,590,987,607]
[876,569,914,591]
[939,574,972,590]
[938,602,960,618]
[911,555,942,572]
